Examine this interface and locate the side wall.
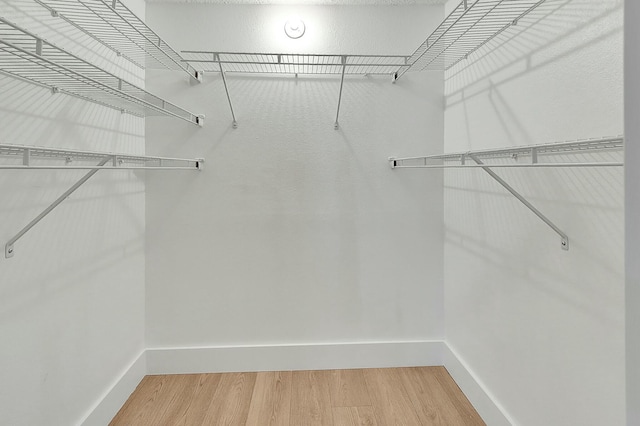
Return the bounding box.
[144,4,446,370]
[443,1,625,425]
[0,1,147,424]
[625,1,639,424]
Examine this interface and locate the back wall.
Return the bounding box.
[143,3,446,371]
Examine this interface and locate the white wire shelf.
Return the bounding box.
[0,18,203,125]
[397,0,546,78]
[389,137,624,169]
[33,0,200,81]
[0,143,204,170]
[1,143,204,258]
[182,51,411,76]
[390,136,624,251]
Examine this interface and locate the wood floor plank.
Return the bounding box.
[147,374,201,424]
[110,375,162,425]
[399,367,475,426]
[111,367,485,426]
[332,406,378,426]
[329,369,371,407]
[362,368,422,426]
[201,372,257,426]
[110,375,187,425]
[433,367,486,426]
[290,370,334,426]
[172,373,223,426]
[245,371,292,426]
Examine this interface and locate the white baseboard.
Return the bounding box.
[146,340,444,374]
[443,343,513,426]
[80,350,147,426]
[80,341,509,426]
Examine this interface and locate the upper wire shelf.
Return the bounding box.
[0,18,203,125]
[182,51,411,76]
[398,0,546,78]
[33,0,200,81]
[0,143,203,170]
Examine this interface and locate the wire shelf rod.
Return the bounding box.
[390,163,623,169]
[390,136,624,165]
[0,143,204,169]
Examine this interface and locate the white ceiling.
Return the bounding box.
[145,0,447,5]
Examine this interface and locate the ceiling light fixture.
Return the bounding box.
[284,18,305,39]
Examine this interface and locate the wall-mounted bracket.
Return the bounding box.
[192,70,203,85]
[2,144,204,258]
[4,156,110,258]
[470,155,569,251]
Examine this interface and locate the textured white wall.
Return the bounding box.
[443,1,624,425]
[625,1,640,424]
[0,1,146,424]
[144,4,445,359]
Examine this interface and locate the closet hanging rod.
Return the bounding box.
[33,0,201,82]
[2,143,204,259]
[395,0,547,79]
[0,18,204,126]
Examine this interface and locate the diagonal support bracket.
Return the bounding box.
[5,156,111,258]
[470,155,569,251]
[334,55,347,130]
[215,53,238,129]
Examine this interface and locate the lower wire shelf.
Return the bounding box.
[389,136,624,251]
[1,143,204,258]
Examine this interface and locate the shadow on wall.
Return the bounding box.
[441,0,623,285]
[442,148,623,320]
[0,76,147,320]
[445,0,623,107]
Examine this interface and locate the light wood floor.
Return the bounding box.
[110,367,485,426]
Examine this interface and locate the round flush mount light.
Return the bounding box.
[284,19,305,39]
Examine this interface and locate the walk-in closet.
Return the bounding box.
[1,0,637,424]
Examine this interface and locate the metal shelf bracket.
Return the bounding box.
[470,155,569,250]
[389,137,624,250]
[215,54,238,128]
[5,156,110,258]
[2,144,204,258]
[335,56,347,130]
